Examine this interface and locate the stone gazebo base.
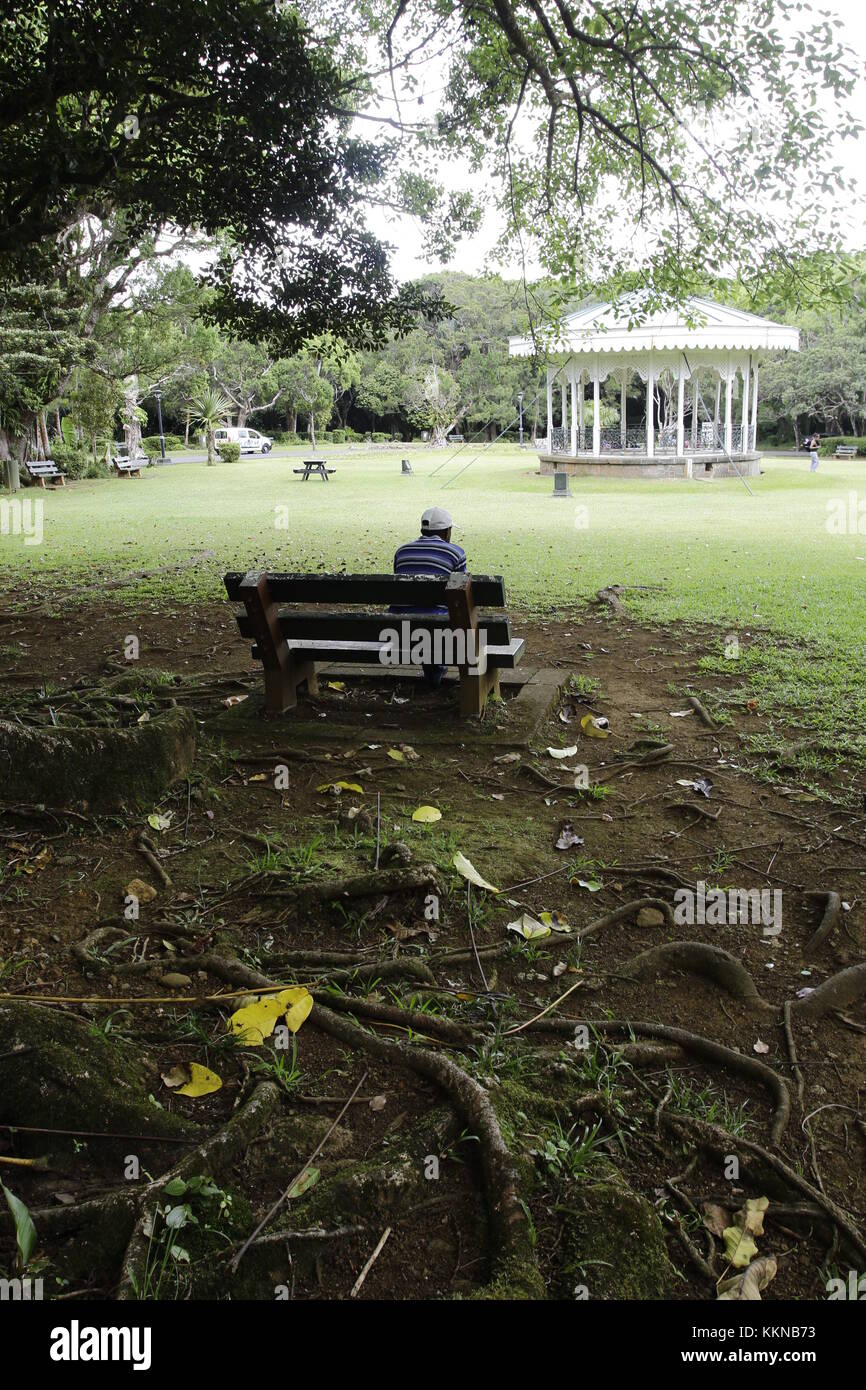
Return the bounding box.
[538,452,761,481]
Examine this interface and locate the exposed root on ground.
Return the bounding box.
[522,1016,791,1144]
[660,1112,866,1264]
[309,1001,543,1297]
[621,941,773,1013]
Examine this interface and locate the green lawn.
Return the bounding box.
[3,444,865,759]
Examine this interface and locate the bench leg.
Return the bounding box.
[458,665,500,718]
[261,657,314,713]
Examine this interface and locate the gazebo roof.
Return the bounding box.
[509,295,799,357]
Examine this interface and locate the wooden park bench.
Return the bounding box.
[112,454,145,477]
[834,444,857,458]
[25,460,66,488]
[294,460,336,482]
[224,570,525,717]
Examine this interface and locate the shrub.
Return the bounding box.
[142,433,184,455]
[817,435,866,457]
[371,431,389,443]
[86,458,112,479]
[330,429,346,443]
[49,439,89,479]
[216,440,241,463]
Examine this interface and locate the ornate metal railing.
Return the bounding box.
[545,422,754,456]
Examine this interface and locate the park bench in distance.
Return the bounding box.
[25,460,66,488]
[834,444,857,458]
[112,455,144,477]
[223,570,525,718]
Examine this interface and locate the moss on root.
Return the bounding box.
[0,1000,198,1157]
[0,706,195,810]
[556,1169,675,1300]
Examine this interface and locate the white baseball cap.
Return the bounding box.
[420,506,453,533]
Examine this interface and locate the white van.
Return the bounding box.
[214,427,273,455]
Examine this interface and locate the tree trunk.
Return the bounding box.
[0,427,20,492]
[792,418,801,448]
[309,415,317,449]
[184,408,191,447]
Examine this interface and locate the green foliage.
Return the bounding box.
[1,1183,37,1270]
[0,1,441,350]
[818,436,866,456]
[49,438,89,479]
[68,367,123,455]
[0,282,93,475]
[760,322,866,438]
[192,388,231,466]
[216,441,241,463]
[142,434,185,455]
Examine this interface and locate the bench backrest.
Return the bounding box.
[224,571,506,608]
[26,460,61,475]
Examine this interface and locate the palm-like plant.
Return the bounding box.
[192,388,231,466]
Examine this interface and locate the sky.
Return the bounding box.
[366,0,866,285]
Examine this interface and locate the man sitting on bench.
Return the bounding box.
[393,506,466,689]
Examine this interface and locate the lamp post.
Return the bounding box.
[517,392,524,448]
[152,388,166,462]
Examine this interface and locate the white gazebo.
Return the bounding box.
[509,296,799,479]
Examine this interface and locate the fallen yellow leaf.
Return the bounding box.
[227,997,285,1046]
[452,851,500,893]
[723,1226,759,1268]
[412,805,442,823]
[177,1062,223,1097]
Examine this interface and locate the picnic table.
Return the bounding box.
[294,460,335,482]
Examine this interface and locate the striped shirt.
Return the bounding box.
[392,534,467,614]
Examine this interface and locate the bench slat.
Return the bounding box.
[224,571,507,607]
[235,610,511,646]
[250,636,525,669]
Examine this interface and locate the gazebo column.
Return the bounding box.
[646,370,655,457]
[676,372,686,457]
[751,366,759,450]
[570,369,578,455]
[714,377,721,446]
[561,377,568,440]
[592,375,601,457]
[741,363,750,456]
[620,373,627,448]
[546,372,553,452]
[691,372,699,449]
[578,371,584,449]
[724,372,733,454]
